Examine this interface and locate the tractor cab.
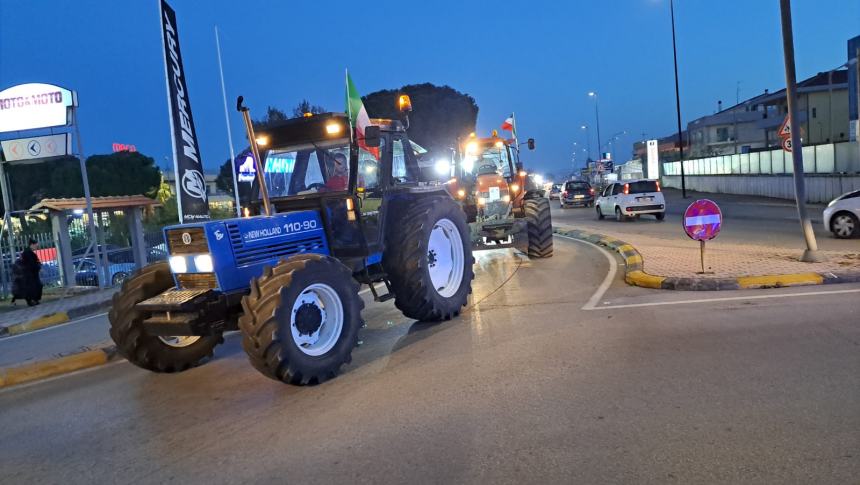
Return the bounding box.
[246,112,423,273]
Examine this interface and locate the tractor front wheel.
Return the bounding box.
[239,254,364,385]
[384,196,474,322]
[524,197,553,258]
[108,262,222,372]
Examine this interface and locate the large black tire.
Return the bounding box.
[524,197,553,258]
[384,196,474,322]
[239,254,364,385]
[108,262,222,372]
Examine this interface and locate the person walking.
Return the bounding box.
[18,239,43,306]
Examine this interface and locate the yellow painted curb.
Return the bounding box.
[626,270,665,289]
[5,311,70,336]
[617,244,635,253]
[624,254,643,266]
[737,273,824,289]
[0,349,109,388]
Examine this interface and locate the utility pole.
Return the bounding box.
[670,0,687,198]
[779,0,821,262]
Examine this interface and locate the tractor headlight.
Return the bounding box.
[435,159,451,175]
[169,256,188,273]
[194,254,214,273]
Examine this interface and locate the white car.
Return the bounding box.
[823,189,860,239]
[596,179,666,221]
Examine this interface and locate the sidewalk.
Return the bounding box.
[0,287,116,335]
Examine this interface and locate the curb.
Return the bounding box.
[0,299,112,338]
[553,225,860,291]
[0,345,118,389]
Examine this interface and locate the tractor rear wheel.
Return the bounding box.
[109,262,222,372]
[239,254,364,385]
[524,197,553,258]
[384,196,474,322]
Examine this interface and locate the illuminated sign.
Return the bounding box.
[264,156,295,174]
[0,83,75,133]
[646,139,659,179]
[1,134,70,162]
[237,155,256,183]
[112,143,137,153]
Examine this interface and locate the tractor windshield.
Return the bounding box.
[261,138,352,197]
[465,144,513,178]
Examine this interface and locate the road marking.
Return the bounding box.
[586,288,860,310]
[553,234,617,310]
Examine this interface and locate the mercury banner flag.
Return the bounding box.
[159,0,210,222]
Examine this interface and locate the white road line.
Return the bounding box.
[0,312,109,342]
[586,288,860,310]
[553,234,618,310]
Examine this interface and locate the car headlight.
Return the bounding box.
[169,256,187,273]
[194,254,214,273]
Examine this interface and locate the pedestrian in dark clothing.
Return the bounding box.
[13,239,43,306]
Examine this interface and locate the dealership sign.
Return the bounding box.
[1,134,71,162]
[0,83,75,133]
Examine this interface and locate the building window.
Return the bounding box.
[812,107,817,119]
[716,127,730,142]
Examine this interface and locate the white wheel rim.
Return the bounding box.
[158,336,201,348]
[427,218,465,298]
[833,216,855,236]
[290,283,344,356]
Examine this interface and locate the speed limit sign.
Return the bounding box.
[782,137,792,152]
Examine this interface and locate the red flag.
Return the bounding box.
[501,116,514,131]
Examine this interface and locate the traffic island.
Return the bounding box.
[0,345,118,389]
[553,226,860,291]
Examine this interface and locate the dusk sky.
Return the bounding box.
[1,0,858,177]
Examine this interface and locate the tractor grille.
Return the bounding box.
[226,222,325,266]
[166,228,209,255]
[177,273,217,290]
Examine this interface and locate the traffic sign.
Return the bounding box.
[781,137,792,152]
[778,116,791,138]
[683,199,722,241]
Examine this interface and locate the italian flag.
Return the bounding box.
[345,71,379,159]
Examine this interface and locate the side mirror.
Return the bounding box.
[364,125,381,148]
[527,138,535,150]
[236,95,247,112]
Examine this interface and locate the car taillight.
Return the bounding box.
[562,191,568,197]
[623,183,630,195]
[655,181,661,192]
[589,188,595,194]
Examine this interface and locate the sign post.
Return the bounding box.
[683,199,722,274]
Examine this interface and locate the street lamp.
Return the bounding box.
[669,0,687,198]
[588,92,602,159]
[580,124,592,160]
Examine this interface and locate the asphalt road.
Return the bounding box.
[1,238,858,484]
[552,188,859,252]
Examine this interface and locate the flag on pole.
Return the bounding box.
[345,71,378,158]
[501,116,514,132]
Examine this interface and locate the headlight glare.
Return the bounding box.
[194,254,214,272]
[169,256,188,273]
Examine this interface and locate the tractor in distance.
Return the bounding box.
[108,95,475,385]
[445,131,553,258]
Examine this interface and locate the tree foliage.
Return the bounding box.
[2,151,161,212]
[292,99,326,118]
[362,83,479,155]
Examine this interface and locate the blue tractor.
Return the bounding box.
[108,96,474,385]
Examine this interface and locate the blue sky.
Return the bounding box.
[1,0,858,177]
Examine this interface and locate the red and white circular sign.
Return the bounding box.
[683,199,722,241]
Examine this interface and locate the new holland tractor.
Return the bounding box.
[108,96,474,385]
[447,133,553,258]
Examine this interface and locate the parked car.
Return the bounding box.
[596,179,666,221]
[560,181,595,208]
[548,184,563,200]
[823,189,860,239]
[74,258,136,286]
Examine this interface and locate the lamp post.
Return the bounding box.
[778,0,821,262]
[580,124,592,160]
[588,92,602,159]
[669,0,687,198]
